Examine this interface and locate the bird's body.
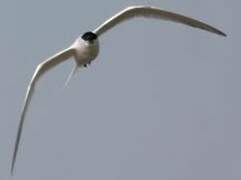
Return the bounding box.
[11,5,226,175]
[73,35,99,66]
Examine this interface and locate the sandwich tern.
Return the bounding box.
[11,5,226,175]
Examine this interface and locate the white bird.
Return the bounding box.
[11,5,226,175]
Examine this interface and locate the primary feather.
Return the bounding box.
[11,47,75,175]
[94,6,226,36]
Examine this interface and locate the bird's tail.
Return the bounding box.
[64,63,79,88]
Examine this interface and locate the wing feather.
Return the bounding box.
[94,6,226,36]
[11,47,75,175]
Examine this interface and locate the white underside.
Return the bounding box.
[72,38,99,66]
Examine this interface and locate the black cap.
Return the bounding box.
[81,32,98,42]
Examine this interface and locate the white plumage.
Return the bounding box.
[11,5,226,175]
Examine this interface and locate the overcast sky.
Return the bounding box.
[0,0,239,180]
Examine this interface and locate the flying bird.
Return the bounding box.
[11,5,226,175]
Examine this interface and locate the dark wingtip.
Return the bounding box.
[10,156,16,176]
[214,28,227,37]
[10,166,14,176]
[218,31,227,37]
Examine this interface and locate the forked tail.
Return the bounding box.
[64,64,79,88]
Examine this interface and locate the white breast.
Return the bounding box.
[73,38,99,65]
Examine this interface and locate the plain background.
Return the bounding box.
[0,0,239,179]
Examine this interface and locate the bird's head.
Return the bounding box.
[81,31,98,43]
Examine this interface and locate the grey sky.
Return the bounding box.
[0,0,239,179]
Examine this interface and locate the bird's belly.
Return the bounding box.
[74,40,99,65]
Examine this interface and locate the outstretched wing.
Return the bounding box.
[93,6,226,37]
[11,46,75,175]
